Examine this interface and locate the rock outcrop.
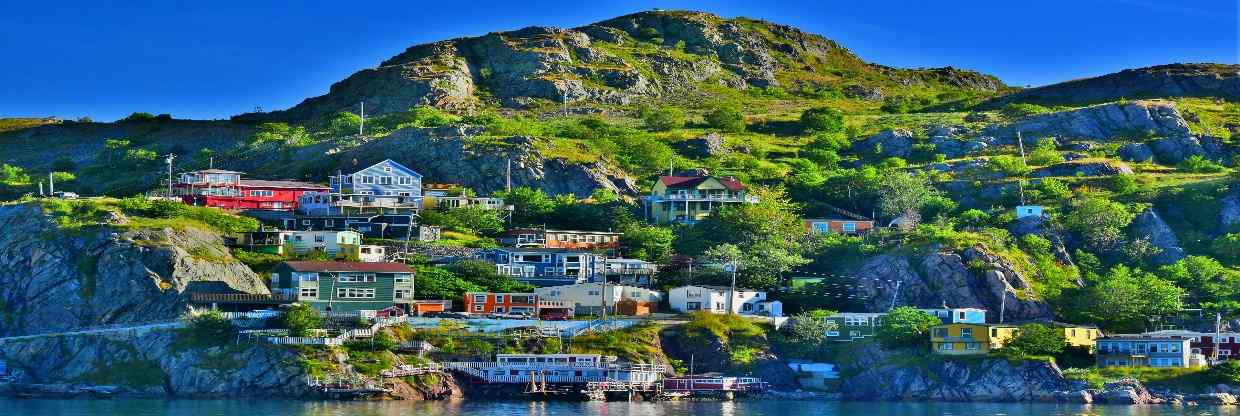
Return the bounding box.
[0,204,268,337]
[854,129,916,158]
[849,247,1053,322]
[0,330,310,398]
[838,343,1077,401]
[983,101,1191,142]
[1031,160,1134,177]
[234,10,1004,121]
[675,132,729,158]
[1117,142,1154,162]
[982,63,1240,107]
[1148,135,1232,165]
[1130,208,1187,265]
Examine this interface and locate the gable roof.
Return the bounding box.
[678,284,762,293]
[352,159,423,178]
[281,261,412,273]
[240,179,330,189]
[659,175,745,191]
[807,204,872,221]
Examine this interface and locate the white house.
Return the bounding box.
[358,245,387,262]
[534,282,662,315]
[667,285,781,316]
[284,230,362,257]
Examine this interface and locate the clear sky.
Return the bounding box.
[0,0,1235,121]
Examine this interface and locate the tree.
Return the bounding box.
[282,304,323,337]
[989,155,1031,176]
[183,310,237,346]
[1000,103,1051,119]
[799,107,844,133]
[693,186,810,290]
[448,259,534,293]
[704,102,745,133]
[639,105,685,131]
[1002,323,1066,356]
[785,310,838,346]
[1076,265,1184,332]
[422,206,504,235]
[494,187,557,226]
[876,307,941,347]
[1064,197,1136,251]
[619,224,674,262]
[879,172,939,230]
[1026,138,1064,166]
[327,111,362,136]
[413,266,484,300]
[1212,234,1240,261]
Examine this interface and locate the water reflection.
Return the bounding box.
[3,399,1240,416]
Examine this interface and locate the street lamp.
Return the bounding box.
[725,262,738,315]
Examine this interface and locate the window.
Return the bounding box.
[325,220,335,227]
[849,330,861,338]
[473,305,484,312]
[249,190,273,197]
[842,222,857,233]
[299,273,319,282]
[398,177,412,185]
[398,192,411,197]
[383,165,392,173]
[362,176,375,184]
[299,288,318,298]
[686,302,701,311]
[932,328,948,338]
[302,220,311,226]
[314,234,325,243]
[395,274,411,283]
[742,303,754,312]
[587,290,601,296]
[960,328,973,338]
[496,295,505,303]
[395,289,411,299]
[336,288,375,299]
[337,273,376,283]
[967,343,980,350]
[473,295,486,303]
[940,343,954,351]
[380,176,392,185]
[1222,350,1234,356]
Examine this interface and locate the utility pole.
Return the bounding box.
[164,154,176,198]
[359,102,365,136]
[726,262,738,315]
[1016,131,1027,205]
[48,172,55,196]
[505,158,512,192]
[38,181,44,197]
[1215,312,1223,362]
[600,257,608,322]
[561,88,568,117]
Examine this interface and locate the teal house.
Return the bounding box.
[273,261,415,313]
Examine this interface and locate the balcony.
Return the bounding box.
[333,197,421,209]
[654,193,758,203]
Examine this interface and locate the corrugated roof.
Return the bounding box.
[282,261,412,273]
[659,175,746,191]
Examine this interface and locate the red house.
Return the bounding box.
[175,169,328,211]
[463,292,539,316]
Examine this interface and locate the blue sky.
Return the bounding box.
[0,0,1234,121]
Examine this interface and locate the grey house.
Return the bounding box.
[319,159,423,214]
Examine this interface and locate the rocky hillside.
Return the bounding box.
[236,10,1006,121]
[0,202,267,337]
[983,64,1240,108]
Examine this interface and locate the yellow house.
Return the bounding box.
[930,323,1020,355]
[642,174,758,224]
[1058,325,1103,352]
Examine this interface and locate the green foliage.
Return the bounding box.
[569,323,666,364]
[0,164,31,186]
[1156,256,1240,313]
[778,310,838,359]
[1026,139,1064,166]
[326,111,362,137]
[411,265,484,300]
[639,105,685,131]
[958,209,991,228]
[181,310,238,348]
[704,102,746,133]
[1002,323,1066,357]
[1212,233,1240,261]
[678,312,768,369]
[447,259,534,293]
[1035,178,1072,202]
[1063,197,1136,251]
[799,106,845,133]
[1209,360,1240,384]
[282,304,323,337]
[116,197,259,233]
[689,186,810,290]
[251,123,313,146]
[879,172,940,229]
[1000,103,1051,119]
[1178,155,1226,173]
[1108,174,1141,194]
[421,206,504,235]
[619,223,674,262]
[989,155,1031,176]
[876,307,940,348]
[880,96,915,114]
[1072,265,1184,332]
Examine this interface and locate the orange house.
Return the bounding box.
[463,292,539,315]
[804,205,875,236]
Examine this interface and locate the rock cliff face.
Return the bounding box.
[983,63,1240,107]
[0,331,310,398]
[838,343,1079,401]
[849,247,1054,322]
[237,10,1005,121]
[983,101,1191,142]
[0,204,267,337]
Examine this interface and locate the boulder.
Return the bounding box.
[1130,208,1187,265]
[1149,135,1229,165]
[983,101,1191,142]
[1117,142,1154,162]
[931,136,988,158]
[838,342,1075,401]
[1187,393,1239,405]
[1032,160,1133,177]
[1097,379,1160,405]
[854,129,915,158]
[675,132,729,158]
[1221,194,1240,231]
[843,84,884,101]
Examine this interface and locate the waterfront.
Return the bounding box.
[4,399,1240,416]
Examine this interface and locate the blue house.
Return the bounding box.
[919,307,987,324]
[327,159,423,213]
[474,248,606,287]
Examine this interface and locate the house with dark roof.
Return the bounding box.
[272,261,415,313]
[174,169,329,211]
[641,173,758,224]
[803,204,876,235]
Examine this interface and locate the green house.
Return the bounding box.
[273,261,415,313]
[822,312,886,342]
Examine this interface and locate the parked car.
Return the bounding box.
[540,311,571,321]
[489,311,533,320]
[52,191,79,199]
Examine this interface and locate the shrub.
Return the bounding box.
[182,310,237,346]
[1002,323,1066,357]
[1109,175,1140,194]
[282,304,323,337]
[639,105,685,131]
[1026,139,1064,166]
[876,306,940,348]
[880,96,915,114]
[799,107,845,133]
[1178,155,1226,173]
[1000,103,1051,119]
[704,102,745,133]
[1213,233,1240,261]
[989,155,1031,176]
[959,209,991,228]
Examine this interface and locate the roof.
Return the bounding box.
[240,179,330,189]
[1101,334,1194,341]
[680,285,762,293]
[488,247,597,254]
[502,228,621,235]
[659,175,745,191]
[281,261,412,273]
[193,169,243,174]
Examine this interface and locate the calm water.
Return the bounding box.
[3,399,1240,416]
